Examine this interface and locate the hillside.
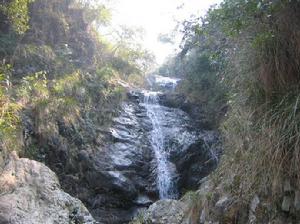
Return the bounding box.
[136,1,300,223]
[1,1,300,224]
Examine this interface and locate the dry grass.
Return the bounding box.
[219,88,300,206]
[257,2,300,94]
[181,191,204,223]
[215,0,300,206]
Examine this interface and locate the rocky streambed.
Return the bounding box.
[79,76,222,223]
[0,75,221,224]
[82,86,221,223]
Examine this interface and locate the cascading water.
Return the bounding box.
[154,75,180,91]
[143,91,178,199]
[139,75,220,201]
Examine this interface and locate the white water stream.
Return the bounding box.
[141,76,182,199]
[143,91,178,199]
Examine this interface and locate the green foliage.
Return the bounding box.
[127,73,146,87]
[204,0,300,206]
[80,3,112,25]
[160,0,300,213]
[0,33,18,57]
[22,143,40,160]
[0,0,151,168]
[0,0,34,34]
[95,66,118,80]
[159,13,228,128]
[0,63,22,154]
[109,25,155,76]
[12,44,57,77]
[17,71,49,101]
[52,71,81,95]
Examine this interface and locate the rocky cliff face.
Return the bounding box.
[18,76,221,224]
[1,0,221,222]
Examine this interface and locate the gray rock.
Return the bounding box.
[282,196,292,212]
[86,170,138,200]
[134,194,153,206]
[200,208,206,224]
[294,191,300,211]
[215,195,232,210]
[23,83,220,224]
[284,180,292,192]
[212,194,235,222]
[145,199,188,224]
[172,137,219,191]
[159,93,186,108]
[0,152,96,224]
[249,195,260,224]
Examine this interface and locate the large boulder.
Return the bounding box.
[144,199,189,224]
[0,152,96,224]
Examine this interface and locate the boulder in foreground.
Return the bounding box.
[0,152,97,224]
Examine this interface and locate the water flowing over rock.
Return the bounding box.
[146,75,181,91]
[86,75,220,222]
[143,91,179,199]
[82,76,220,223]
[21,75,221,223]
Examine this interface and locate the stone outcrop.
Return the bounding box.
[170,132,221,190]
[21,81,220,223]
[159,92,227,130]
[144,199,189,224]
[0,152,96,224]
[48,97,155,224]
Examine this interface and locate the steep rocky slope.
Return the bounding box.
[0,1,222,224]
[21,78,221,223]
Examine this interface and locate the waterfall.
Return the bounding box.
[143,91,178,199]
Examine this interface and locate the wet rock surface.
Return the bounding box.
[73,98,156,224]
[21,77,221,223]
[159,92,227,130]
[170,132,221,190]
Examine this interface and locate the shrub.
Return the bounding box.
[0,64,22,159]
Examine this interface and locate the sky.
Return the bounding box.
[104,0,222,64]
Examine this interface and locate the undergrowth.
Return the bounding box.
[169,1,300,222]
[0,0,150,163]
[212,1,300,217]
[0,63,22,162]
[221,87,300,199]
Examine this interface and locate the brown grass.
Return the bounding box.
[258,2,300,94]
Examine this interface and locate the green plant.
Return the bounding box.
[0,0,34,34]
[0,64,22,155]
[17,71,49,102]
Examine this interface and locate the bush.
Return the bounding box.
[0,64,22,161]
[13,44,57,75]
[213,0,300,204]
